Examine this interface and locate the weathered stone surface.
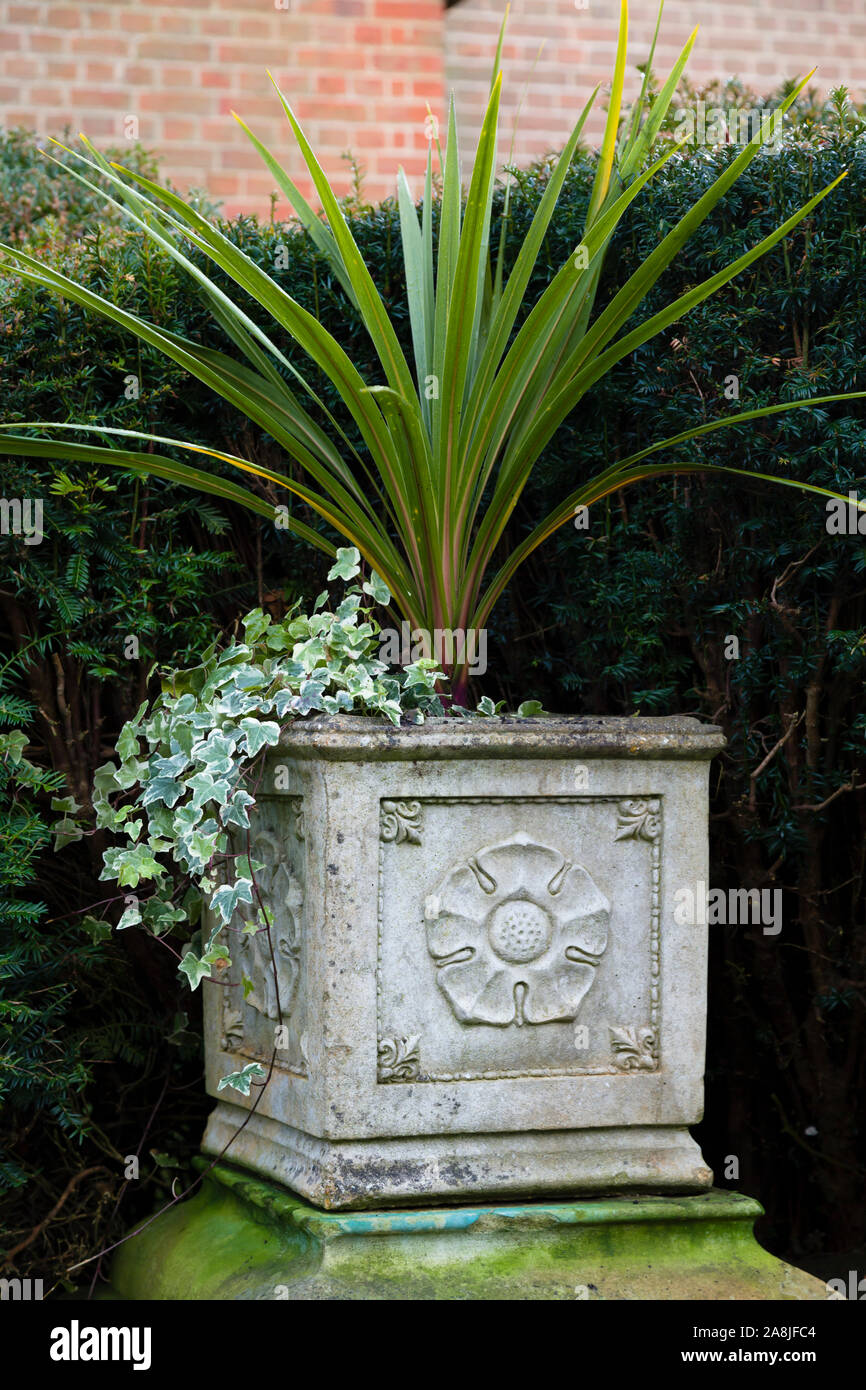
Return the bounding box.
[109,1162,827,1302]
[202,716,724,1207]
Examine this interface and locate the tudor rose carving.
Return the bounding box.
[424,833,611,1027]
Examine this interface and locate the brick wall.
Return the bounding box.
[0,0,862,219]
[446,0,866,169]
[0,0,444,217]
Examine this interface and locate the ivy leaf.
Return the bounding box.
[80,915,112,943]
[210,878,255,923]
[379,699,402,727]
[516,700,545,717]
[293,636,327,671]
[335,594,362,622]
[2,730,29,764]
[476,696,505,717]
[275,658,306,683]
[53,816,83,851]
[299,678,326,708]
[362,571,391,605]
[239,718,280,756]
[178,950,216,990]
[93,761,120,796]
[188,771,231,810]
[196,732,237,772]
[322,690,354,714]
[172,721,195,759]
[185,827,221,869]
[100,842,163,888]
[174,803,203,834]
[327,547,361,582]
[217,1062,267,1095]
[222,789,256,830]
[115,757,149,791]
[273,689,299,717]
[142,899,188,934]
[116,723,141,763]
[168,693,197,717]
[141,776,186,809]
[152,752,190,779]
[178,933,230,990]
[117,899,143,930]
[242,608,271,643]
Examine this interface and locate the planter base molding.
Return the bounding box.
[202,1106,711,1208]
[107,1160,826,1302]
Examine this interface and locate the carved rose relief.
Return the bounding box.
[424,833,610,1027]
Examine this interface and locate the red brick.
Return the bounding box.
[201,68,232,88]
[162,119,197,140]
[3,57,37,77]
[27,32,62,53]
[85,63,118,83]
[158,13,199,34]
[43,8,80,28]
[138,91,214,114]
[317,73,347,94]
[216,43,285,66]
[28,84,63,106]
[70,36,127,57]
[374,0,440,18]
[161,68,196,89]
[121,64,156,85]
[83,5,118,26]
[42,61,77,80]
[354,24,386,45]
[137,40,212,62]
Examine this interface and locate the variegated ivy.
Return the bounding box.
[86,549,540,1092]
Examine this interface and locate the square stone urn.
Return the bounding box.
[202,715,725,1209]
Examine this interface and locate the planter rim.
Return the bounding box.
[273,714,725,761]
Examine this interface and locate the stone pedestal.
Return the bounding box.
[202,716,724,1208]
[108,1162,827,1301]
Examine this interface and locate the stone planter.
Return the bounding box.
[202,715,724,1210]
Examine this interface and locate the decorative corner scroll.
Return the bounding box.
[610,1025,658,1071]
[380,799,423,845]
[614,798,661,843]
[293,802,305,841]
[377,1034,421,1082]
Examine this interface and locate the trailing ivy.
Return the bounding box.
[83,552,450,1090]
[82,548,541,1094]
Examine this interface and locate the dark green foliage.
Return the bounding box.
[0,689,84,1193]
[1,82,865,1275]
[0,127,162,247]
[0,125,222,248]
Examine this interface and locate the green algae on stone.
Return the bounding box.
[108,1162,826,1301]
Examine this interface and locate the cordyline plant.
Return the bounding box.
[1,0,865,703]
